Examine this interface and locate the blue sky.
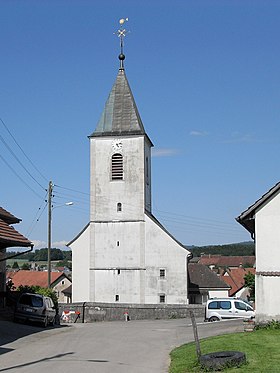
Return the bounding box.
[1,0,279,249]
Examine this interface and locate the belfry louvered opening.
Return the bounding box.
[111,153,123,180]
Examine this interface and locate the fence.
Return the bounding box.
[59,302,205,323]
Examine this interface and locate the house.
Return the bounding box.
[8,270,71,303]
[236,181,280,323]
[188,263,230,304]
[199,255,255,270]
[68,36,192,304]
[221,267,255,298]
[61,284,72,303]
[0,207,33,307]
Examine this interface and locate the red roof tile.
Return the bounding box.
[9,270,66,288]
[0,207,20,224]
[0,219,33,249]
[222,268,255,296]
[199,255,255,268]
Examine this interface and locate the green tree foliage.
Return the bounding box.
[12,261,19,269]
[17,285,58,309]
[244,272,255,301]
[21,262,31,270]
[55,259,72,270]
[188,241,255,257]
[7,248,71,262]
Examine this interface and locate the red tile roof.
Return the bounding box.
[0,207,21,224]
[222,267,255,296]
[199,255,255,268]
[9,270,66,288]
[0,219,33,249]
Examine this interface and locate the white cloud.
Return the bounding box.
[189,130,208,137]
[152,148,178,157]
[30,239,69,250]
[31,240,46,249]
[222,132,259,144]
[53,240,70,249]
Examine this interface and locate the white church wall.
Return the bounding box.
[90,136,147,222]
[71,225,90,302]
[144,214,189,304]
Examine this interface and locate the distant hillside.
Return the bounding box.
[187,241,255,257]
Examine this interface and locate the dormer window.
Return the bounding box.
[111,153,123,180]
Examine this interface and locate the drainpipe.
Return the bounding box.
[82,302,86,323]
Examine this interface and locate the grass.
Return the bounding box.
[169,329,280,372]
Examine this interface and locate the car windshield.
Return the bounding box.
[19,294,43,308]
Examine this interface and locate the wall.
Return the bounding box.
[71,225,90,302]
[255,191,280,322]
[59,302,205,323]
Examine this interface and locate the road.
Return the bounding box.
[0,318,244,373]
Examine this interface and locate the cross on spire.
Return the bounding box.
[115,18,129,69]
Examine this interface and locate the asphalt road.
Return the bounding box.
[0,318,244,373]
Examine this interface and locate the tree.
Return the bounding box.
[17,285,58,309]
[21,263,31,270]
[244,272,255,301]
[12,261,19,269]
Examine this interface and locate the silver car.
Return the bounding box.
[14,293,56,327]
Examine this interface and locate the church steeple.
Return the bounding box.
[90,18,150,139]
[91,69,146,137]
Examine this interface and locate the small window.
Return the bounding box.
[117,202,122,212]
[208,301,219,310]
[111,154,123,180]
[220,301,231,310]
[62,280,65,285]
[117,241,120,247]
[159,269,166,278]
[159,294,166,303]
[115,294,119,302]
[117,269,121,275]
[234,301,247,311]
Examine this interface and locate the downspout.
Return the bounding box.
[0,245,34,263]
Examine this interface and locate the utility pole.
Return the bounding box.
[47,180,53,288]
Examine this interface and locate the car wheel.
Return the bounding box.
[43,317,48,328]
[50,317,55,326]
[209,316,219,322]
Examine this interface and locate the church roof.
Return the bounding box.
[90,68,147,137]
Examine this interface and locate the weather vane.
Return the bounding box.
[115,18,129,69]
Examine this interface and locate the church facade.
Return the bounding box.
[69,60,191,305]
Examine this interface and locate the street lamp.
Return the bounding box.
[47,180,73,288]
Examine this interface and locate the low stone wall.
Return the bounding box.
[59,302,205,323]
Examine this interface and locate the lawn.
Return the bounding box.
[169,329,280,372]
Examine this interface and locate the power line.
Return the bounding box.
[0,117,49,183]
[0,131,46,190]
[25,196,48,237]
[0,153,44,199]
[54,184,90,196]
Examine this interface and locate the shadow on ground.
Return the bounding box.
[0,320,68,354]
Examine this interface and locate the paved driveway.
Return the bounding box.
[0,318,244,373]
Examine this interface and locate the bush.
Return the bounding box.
[256,320,280,330]
[17,285,58,309]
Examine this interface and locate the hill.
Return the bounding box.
[187,241,255,257]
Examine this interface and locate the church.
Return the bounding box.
[68,23,191,304]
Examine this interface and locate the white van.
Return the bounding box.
[205,298,255,322]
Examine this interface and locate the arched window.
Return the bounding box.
[117,203,122,212]
[111,153,123,180]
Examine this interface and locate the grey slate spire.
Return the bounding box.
[90,68,146,137]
